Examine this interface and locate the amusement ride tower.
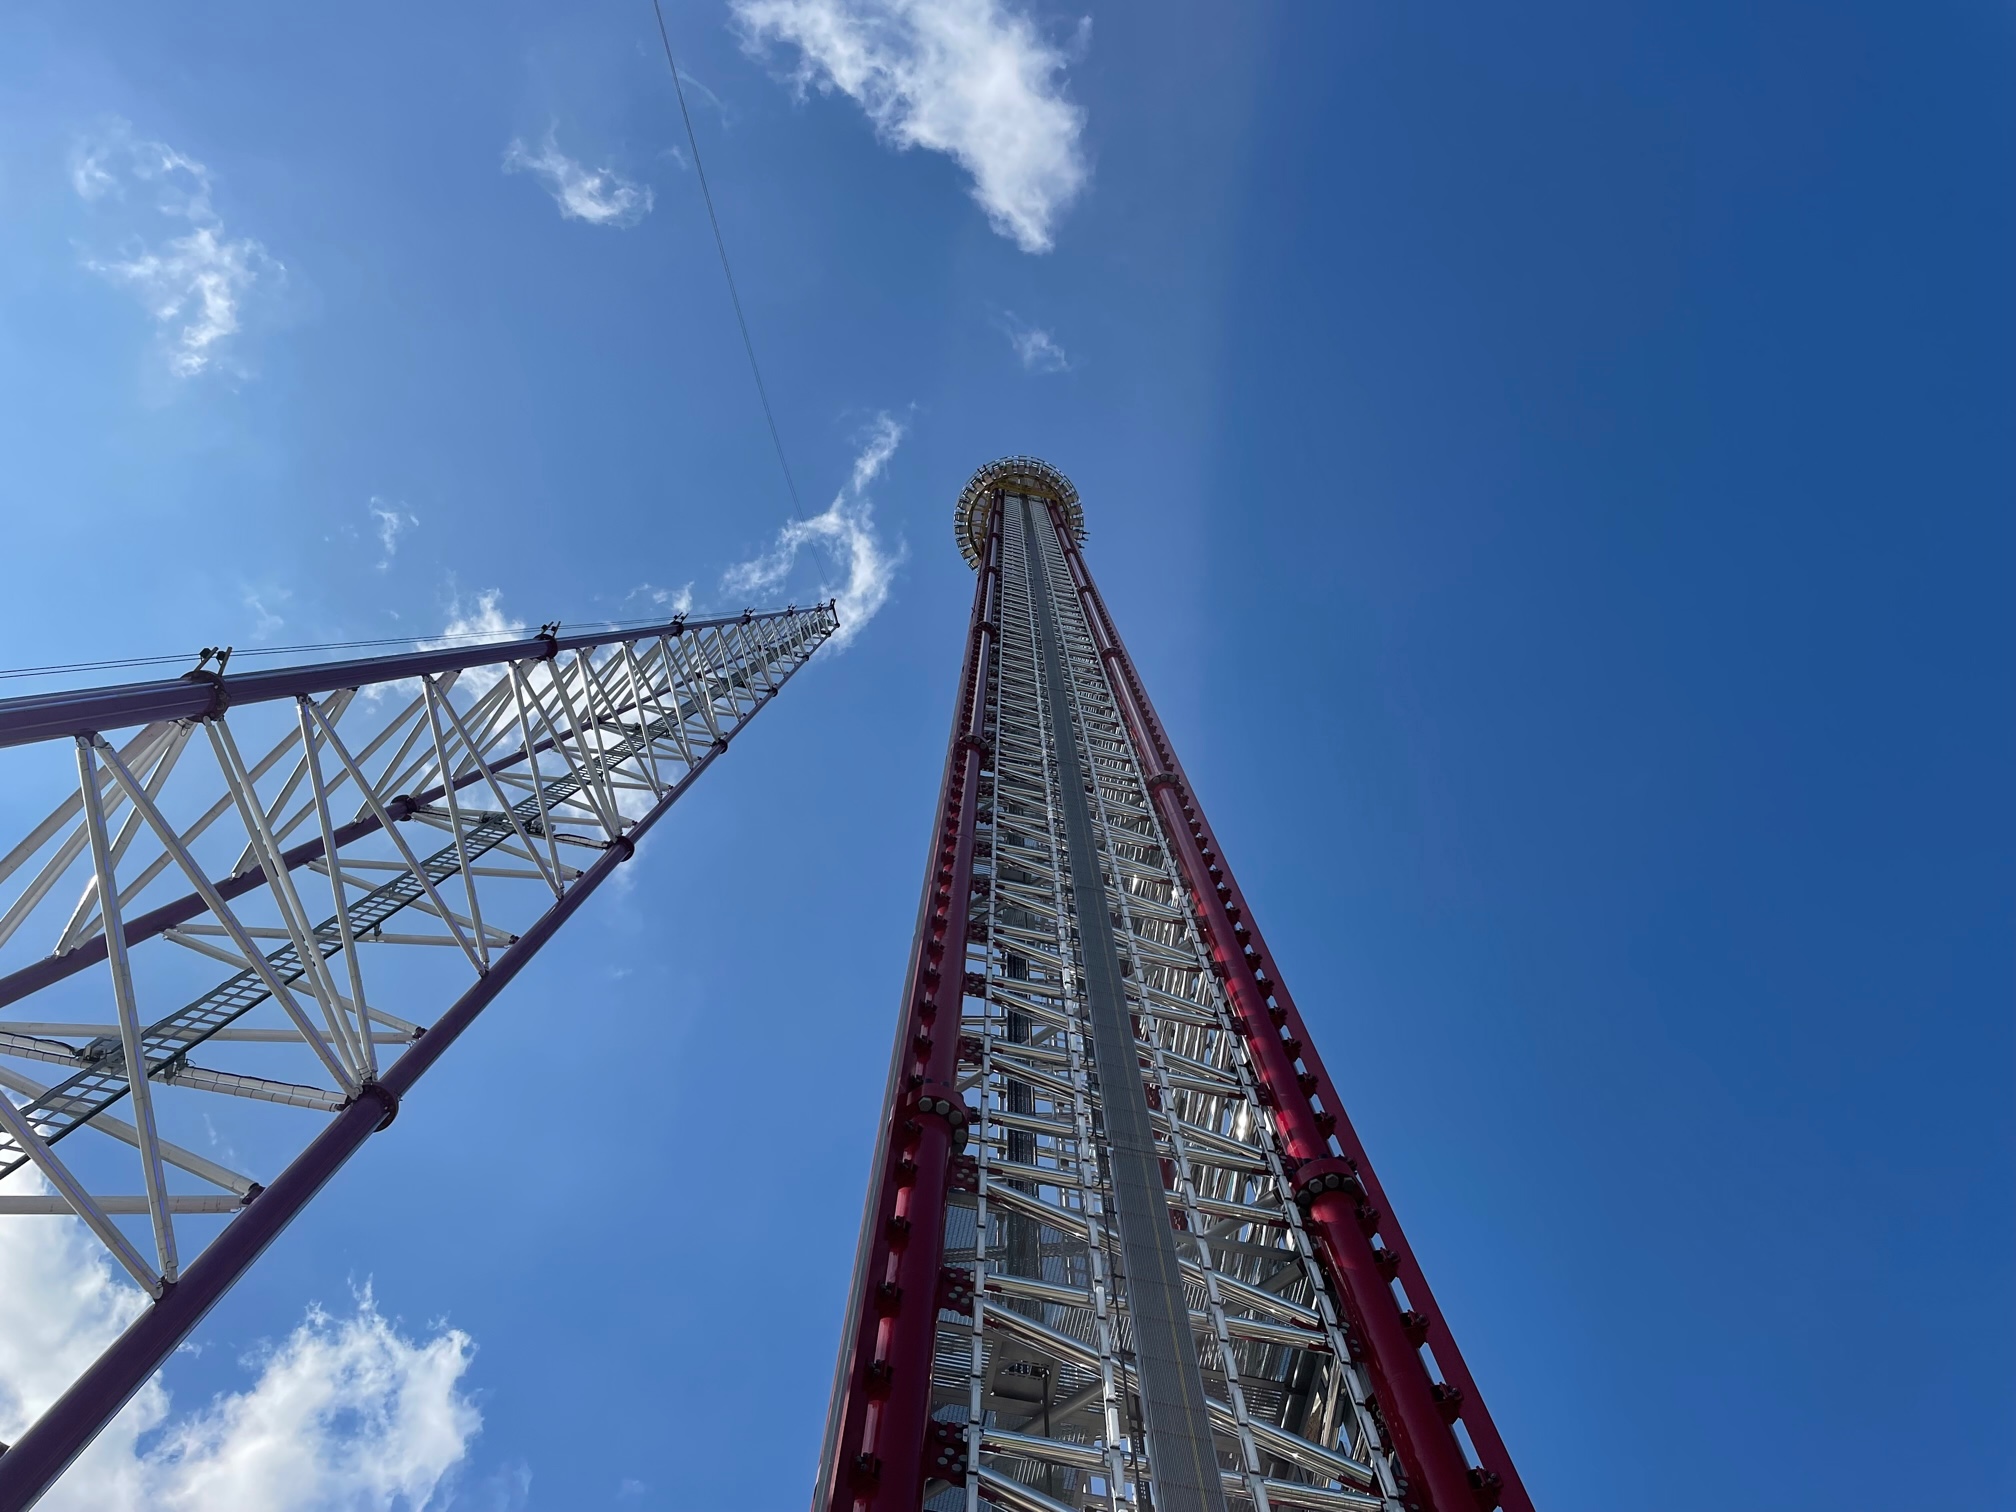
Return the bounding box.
[817,460,1531,1512]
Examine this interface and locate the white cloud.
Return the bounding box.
[1000,311,1070,372]
[722,414,906,650]
[503,131,653,228]
[0,1176,156,1508]
[421,590,528,697]
[243,589,287,639]
[628,582,694,617]
[460,1460,532,1511]
[70,126,205,207]
[676,69,734,127]
[85,231,267,377]
[70,147,121,202]
[0,1172,479,1512]
[140,1291,478,1512]
[370,500,420,571]
[733,0,1089,253]
[72,119,282,378]
[429,590,524,646]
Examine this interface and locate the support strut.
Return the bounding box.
[816,498,1003,1512]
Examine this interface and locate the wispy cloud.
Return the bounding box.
[369,499,419,571]
[723,414,907,649]
[0,1176,153,1497]
[503,130,653,228]
[72,119,283,378]
[420,589,527,697]
[429,590,523,646]
[0,1176,480,1511]
[628,582,695,617]
[733,0,1089,253]
[242,588,287,639]
[1000,311,1070,372]
[674,69,735,128]
[138,1291,478,1511]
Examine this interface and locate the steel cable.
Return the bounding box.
[651,0,802,514]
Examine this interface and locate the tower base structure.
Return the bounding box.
[816,460,1531,1512]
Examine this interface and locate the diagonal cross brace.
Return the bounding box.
[0,651,758,1178]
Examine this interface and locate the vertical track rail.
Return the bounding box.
[1045,504,1533,1512]
[1020,497,1225,1512]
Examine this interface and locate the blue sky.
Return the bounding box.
[0,2,2011,1509]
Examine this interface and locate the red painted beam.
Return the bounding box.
[1043,502,1532,1512]
[819,498,1003,1512]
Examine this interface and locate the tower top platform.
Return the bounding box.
[954,456,1083,567]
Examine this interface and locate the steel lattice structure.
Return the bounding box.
[0,604,837,1510]
[817,461,1531,1512]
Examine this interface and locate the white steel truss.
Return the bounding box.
[936,500,1403,1512]
[0,607,835,1490]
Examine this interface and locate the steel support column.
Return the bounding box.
[818,497,1004,1512]
[1043,501,1533,1512]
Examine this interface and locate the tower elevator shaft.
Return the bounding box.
[818,461,1532,1512]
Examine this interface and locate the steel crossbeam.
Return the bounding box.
[821,458,1531,1512]
[0,604,836,1511]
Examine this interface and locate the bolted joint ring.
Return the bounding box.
[910,1093,974,1145]
[1286,1155,1364,1205]
[179,667,232,720]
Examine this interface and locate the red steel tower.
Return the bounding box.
[817,461,1531,1512]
